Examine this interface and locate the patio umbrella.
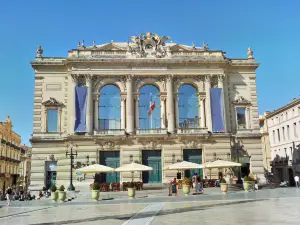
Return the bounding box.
[164,161,203,170]
[204,160,241,180]
[204,160,241,169]
[76,164,115,174]
[115,162,153,182]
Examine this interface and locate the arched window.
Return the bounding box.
[99,85,121,130]
[139,85,161,129]
[178,84,199,128]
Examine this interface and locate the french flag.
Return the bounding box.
[148,102,156,116]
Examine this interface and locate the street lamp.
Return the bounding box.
[85,154,89,166]
[65,141,78,191]
[236,140,244,184]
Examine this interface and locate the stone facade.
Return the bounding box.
[0,116,26,193]
[265,98,300,183]
[30,33,265,191]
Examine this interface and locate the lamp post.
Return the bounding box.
[85,154,89,166]
[236,140,243,184]
[65,142,78,191]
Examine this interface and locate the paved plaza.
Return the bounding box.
[1,188,300,225]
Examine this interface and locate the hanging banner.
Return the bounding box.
[210,88,225,133]
[74,86,88,132]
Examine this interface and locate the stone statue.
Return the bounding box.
[93,40,96,47]
[192,42,195,49]
[81,40,85,48]
[78,42,80,48]
[247,47,254,59]
[203,42,209,51]
[36,45,43,57]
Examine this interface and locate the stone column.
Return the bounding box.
[121,96,126,130]
[205,75,212,131]
[126,75,134,134]
[199,96,205,128]
[166,75,175,133]
[218,74,227,132]
[160,97,166,129]
[135,96,139,129]
[174,95,179,129]
[70,74,78,133]
[85,75,93,134]
[93,94,99,130]
[246,107,251,129]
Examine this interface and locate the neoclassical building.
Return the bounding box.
[30,32,265,190]
[0,116,26,193]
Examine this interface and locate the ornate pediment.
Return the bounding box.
[139,140,162,149]
[97,43,126,51]
[232,96,251,105]
[42,97,64,107]
[98,141,120,150]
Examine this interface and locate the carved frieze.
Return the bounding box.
[99,141,120,150]
[183,140,202,148]
[139,140,162,149]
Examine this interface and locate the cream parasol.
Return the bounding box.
[115,162,153,182]
[76,164,115,174]
[204,160,241,169]
[164,161,203,170]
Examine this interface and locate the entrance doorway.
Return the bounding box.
[142,150,162,183]
[99,151,120,183]
[183,149,203,178]
[45,161,57,189]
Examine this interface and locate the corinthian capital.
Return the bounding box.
[166,74,173,82]
[125,74,133,82]
[217,74,225,82]
[71,74,79,83]
[204,74,212,82]
[84,74,93,83]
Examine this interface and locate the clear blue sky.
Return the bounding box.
[0,0,299,145]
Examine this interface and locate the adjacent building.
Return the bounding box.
[19,145,32,192]
[30,32,265,191]
[0,116,27,193]
[265,98,300,183]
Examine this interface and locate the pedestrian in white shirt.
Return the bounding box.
[294,175,299,187]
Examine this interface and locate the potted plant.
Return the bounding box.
[220,178,228,193]
[91,183,100,201]
[127,182,136,199]
[50,184,58,201]
[58,185,66,202]
[182,177,192,196]
[243,174,256,192]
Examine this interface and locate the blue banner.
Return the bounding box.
[74,86,87,132]
[210,88,225,133]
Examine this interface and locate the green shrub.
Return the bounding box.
[50,184,57,192]
[220,178,226,183]
[92,183,100,190]
[58,185,65,191]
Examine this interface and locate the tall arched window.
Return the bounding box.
[99,85,121,130]
[139,85,161,129]
[178,84,199,128]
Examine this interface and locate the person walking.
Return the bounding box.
[294,175,299,187]
[6,186,12,206]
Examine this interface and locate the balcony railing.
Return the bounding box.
[94,129,125,136]
[136,128,167,135]
[177,128,207,134]
[177,118,207,134]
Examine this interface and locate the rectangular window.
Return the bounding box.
[236,107,246,129]
[282,127,285,141]
[294,122,298,137]
[273,130,275,143]
[287,125,290,139]
[47,109,58,132]
[277,129,280,142]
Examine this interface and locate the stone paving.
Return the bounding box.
[0,188,300,225]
